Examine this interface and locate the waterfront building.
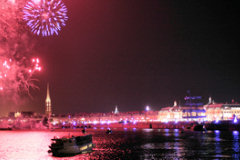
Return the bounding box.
[2,90,240,129]
[205,103,240,121]
[158,101,183,122]
[182,95,206,121]
[144,111,159,122]
[158,97,206,122]
[8,111,36,118]
[45,83,52,117]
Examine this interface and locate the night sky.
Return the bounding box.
[5,0,240,115]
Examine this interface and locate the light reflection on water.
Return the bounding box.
[0,129,240,159]
[214,129,222,158]
[233,131,240,159]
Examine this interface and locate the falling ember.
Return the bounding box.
[23,0,68,36]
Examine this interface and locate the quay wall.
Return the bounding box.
[74,121,240,131]
[2,118,240,131]
[77,122,194,129]
[205,121,240,131]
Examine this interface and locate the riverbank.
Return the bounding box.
[2,120,240,131]
[56,120,240,131]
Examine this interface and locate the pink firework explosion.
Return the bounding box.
[23,0,68,36]
[0,0,43,97]
[0,57,42,94]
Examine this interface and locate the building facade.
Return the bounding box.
[205,103,240,121]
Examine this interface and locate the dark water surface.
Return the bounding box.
[0,128,240,160]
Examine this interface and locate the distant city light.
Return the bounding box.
[145,106,150,111]
[234,116,238,123]
[165,129,169,132]
[215,130,220,134]
[233,131,239,135]
[164,119,168,123]
[52,121,57,125]
[101,121,106,124]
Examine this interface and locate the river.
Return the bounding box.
[0,128,239,159]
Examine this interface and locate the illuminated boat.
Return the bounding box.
[49,134,94,157]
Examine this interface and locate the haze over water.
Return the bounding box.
[0,129,239,160]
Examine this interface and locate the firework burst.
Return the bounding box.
[0,0,43,98]
[23,0,68,36]
[0,57,42,94]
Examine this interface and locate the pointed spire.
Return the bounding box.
[46,83,51,102]
[45,83,51,116]
[208,97,212,104]
[173,100,177,107]
[114,106,119,114]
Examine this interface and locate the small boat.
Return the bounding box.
[0,127,12,131]
[48,134,94,157]
[182,124,206,132]
[106,128,112,134]
[193,124,206,131]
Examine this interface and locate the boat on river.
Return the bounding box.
[182,123,206,132]
[0,127,12,131]
[48,134,94,157]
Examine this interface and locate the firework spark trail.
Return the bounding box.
[0,0,43,97]
[23,0,68,36]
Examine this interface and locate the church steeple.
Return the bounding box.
[114,106,119,114]
[45,83,51,117]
